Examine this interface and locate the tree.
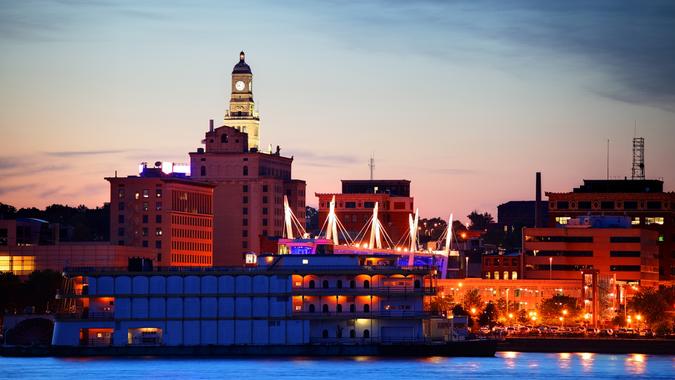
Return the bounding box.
[23,270,65,313]
[305,206,319,233]
[462,288,482,311]
[0,272,22,313]
[496,297,518,318]
[630,285,675,328]
[479,302,499,327]
[428,294,454,316]
[0,202,17,219]
[538,295,582,324]
[467,211,494,231]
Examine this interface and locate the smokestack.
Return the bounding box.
[535,172,542,228]
[209,119,214,132]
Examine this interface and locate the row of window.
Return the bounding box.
[525,236,642,243]
[534,264,594,271]
[484,271,519,280]
[140,227,163,237]
[172,228,212,240]
[171,240,212,252]
[554,200,666,210]
[118,188,162,200]
[172,191,212,215]
[171,215,212,227]
[298,303,372,313]
[171,253,212,265]
[140,240,162,249]
[483,258,519,266]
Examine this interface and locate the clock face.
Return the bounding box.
[235,81,245,91]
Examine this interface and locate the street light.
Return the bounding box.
[549,257,553,280]
[465,256,469,278]
[471,307,477,315]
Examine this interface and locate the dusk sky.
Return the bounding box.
[1,0,674,222]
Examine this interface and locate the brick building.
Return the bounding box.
[316,180,413,245]
[546,179,674,280]
[107,164,215,267]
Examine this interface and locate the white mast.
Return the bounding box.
[368,202,383,249]
[407,208,419,266]
[445,213,453,253]
[283,195,294,239]
[326,195,339,245]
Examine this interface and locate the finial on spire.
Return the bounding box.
[240,51,245,61]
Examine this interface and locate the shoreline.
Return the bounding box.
[498,337,675,355]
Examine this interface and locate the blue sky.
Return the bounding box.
[1,0,674,221]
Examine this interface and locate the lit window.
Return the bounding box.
[555,217,571,225]
[302,259,309,265]
[512,271,518,280]
[135,192,140,200]
[155,228,162,236]
[631,217,640,225]
[645,217,664,225]
[143,189,149,198]
[494,271,500,280]
[156,189,162,198]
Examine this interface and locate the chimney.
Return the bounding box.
[209,119,214,132]
[535,172,542,228]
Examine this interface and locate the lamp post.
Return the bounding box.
[465,256,469,278]
[549,257,553,280]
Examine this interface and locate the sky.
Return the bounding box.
[1,0,674,223]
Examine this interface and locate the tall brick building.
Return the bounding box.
[189,53,305,265]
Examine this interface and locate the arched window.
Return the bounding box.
[350,280,356,289]
[336,304,343,313]
[336,328,343,338]
[350,304,356,313]
[512,271,518,280]
[322,329,328,338]
[363,304,370,313]
[504,271,509,280]
[308,280,315,289]
[414,279,421,289]
[363,280,370,289]
[200,166,206,176]
[322,304,329,313]
[486,272,491,279]
[350,329,356,338]
[322,280,329,289]
[363,329,370,338]
[337,280,343,289]
[221,134,228,143]
[494,271,500,280]
[243,166,248,176]
[309,304,315,313]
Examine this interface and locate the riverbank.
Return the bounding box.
[499,337,675,355]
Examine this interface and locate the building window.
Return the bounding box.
[363,304,370,313]
[578,201,591,210]
[647,201,662,210]
[601,201,614,210]
[118,202,125,211]
[155,215,162,223]
[221,134,228,143]
[262,219,268,226]
[263,208,268,215]
[631,217,640,225]
[511,271,517,280]
[142,228,148,237]
[624,201,638,210]
[243,219,248,226]
[142,240,148,247]
[263,196,268,204]
[364,202,375,209]
[610,236,640,243]
[345,202,356,209]
[243,166,248,176]
[610,265,640,272]
[645,217,664,225]
[243,196,248,204]
[243,185,248,193]
[155,228,162,236]
[555,216,571,225]
[118,228,125,237]
[142,215,148,223]
[155,240,162,249]
[201,166,206,176]
[134,192,140,200]
[503,271,508,280]
[155,202,162,211]
[263,185,268,192]
[494,271,500,280]
[322,280,329,289]
[242,230,248,237]
[118,188,125,198]
[557,201,569,210]
[243,208,248,215]
[118,215,124,223]
[363,280,370,289]
[118,240,124,246]
[143,202,148,211]
[242,241,248,249]
[610,251,640,257]
[143,189,149,198]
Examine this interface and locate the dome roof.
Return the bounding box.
[232,51,252,74]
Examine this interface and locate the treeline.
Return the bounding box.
[0,270,65,315]
[0,202,109,242]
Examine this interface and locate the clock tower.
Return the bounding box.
[225,51,260,150]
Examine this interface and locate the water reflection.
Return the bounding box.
[625,353,646,375]
[577,352,595,372]
[558,352,571,370]
[499,351,519,369]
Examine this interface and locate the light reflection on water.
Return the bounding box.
[0,352,673,380]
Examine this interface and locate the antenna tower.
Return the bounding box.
[369,154,375,180]
[631,137,645,180]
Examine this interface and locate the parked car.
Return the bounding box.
[640,329,655,338]
[599,329,614,337]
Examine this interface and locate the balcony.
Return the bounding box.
[292,286,436,296]
[55,310,114,320]
[292,310,431,320]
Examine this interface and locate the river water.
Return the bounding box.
[0,352,673,379]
